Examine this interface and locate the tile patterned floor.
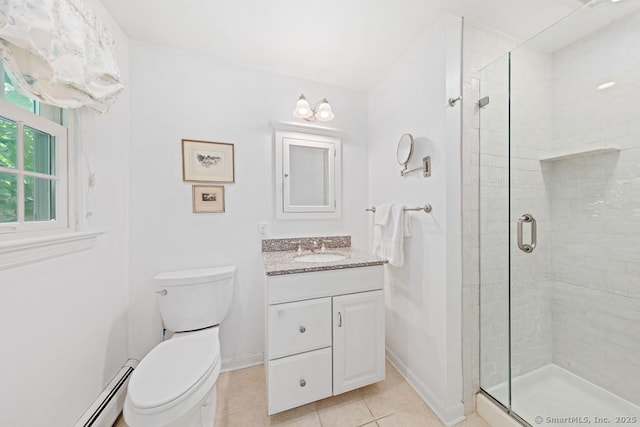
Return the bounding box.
[114,361,490,427]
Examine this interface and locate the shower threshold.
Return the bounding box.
[486,364,640,426]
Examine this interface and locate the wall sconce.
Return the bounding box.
[292,94,335,122]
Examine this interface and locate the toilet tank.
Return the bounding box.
[153,266,236,332]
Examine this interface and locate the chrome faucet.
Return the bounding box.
[310,240,320,253]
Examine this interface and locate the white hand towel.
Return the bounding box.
[371,204,410,267]
[373,203,393,226]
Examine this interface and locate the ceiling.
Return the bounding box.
[100,0,586,90]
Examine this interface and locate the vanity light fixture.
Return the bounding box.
[292,94,335,122]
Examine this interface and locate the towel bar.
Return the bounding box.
[365,204,432,213]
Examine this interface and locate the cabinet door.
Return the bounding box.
[333,290,385,395]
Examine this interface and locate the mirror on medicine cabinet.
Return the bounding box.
[273,123,342,219]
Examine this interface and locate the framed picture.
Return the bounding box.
[193,185,225,213]
[182,139,235,182]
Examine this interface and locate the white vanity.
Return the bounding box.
[262,237,386,415]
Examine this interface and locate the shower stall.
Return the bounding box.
[478,1,640,425]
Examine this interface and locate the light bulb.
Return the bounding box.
[293,94,313,119]
[315,99,335,122]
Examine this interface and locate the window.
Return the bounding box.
[1,64,69,239]
[0,67,102,270]
[0,100,68,238]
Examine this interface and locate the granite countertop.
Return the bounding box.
[262,247,387,276]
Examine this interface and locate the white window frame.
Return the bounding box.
[0,99,70,237]
[0,99,100,270]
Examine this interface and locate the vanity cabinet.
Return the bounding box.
[265,266,385,415]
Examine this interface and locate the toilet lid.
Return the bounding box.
[128,332,220,410]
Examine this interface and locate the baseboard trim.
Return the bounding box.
[221,352,264,373]
[386,347,465,427]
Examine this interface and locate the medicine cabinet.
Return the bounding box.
[273,123,342,219]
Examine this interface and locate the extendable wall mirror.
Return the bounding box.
[396,133,414,175]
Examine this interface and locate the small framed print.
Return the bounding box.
[193,185,225,213]
[182,139,235,183]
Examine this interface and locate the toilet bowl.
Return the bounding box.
[124,266,236,427]
[124,327,221,427]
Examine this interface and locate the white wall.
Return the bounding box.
[367,14,464,426]
[127,41,369,367]
[0,1,131,425]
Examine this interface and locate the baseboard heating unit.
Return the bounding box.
[73,359,138,427]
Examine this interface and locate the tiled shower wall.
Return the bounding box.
[547,10,640,406]
[508,45,555,379]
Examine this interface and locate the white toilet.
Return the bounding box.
[124,265,236,427]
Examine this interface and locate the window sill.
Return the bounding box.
[0,231,104,270]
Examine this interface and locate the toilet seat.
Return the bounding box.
[125,328,221,425]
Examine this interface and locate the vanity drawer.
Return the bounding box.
[268,297,331,359]
[267,265,384,304]
[267,347,332,415]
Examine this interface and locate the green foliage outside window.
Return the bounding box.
[0,74,55,223]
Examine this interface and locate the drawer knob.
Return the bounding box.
[299,326,306,333]
[300,379,306,387]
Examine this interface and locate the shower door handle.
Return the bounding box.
[517,214,537,253]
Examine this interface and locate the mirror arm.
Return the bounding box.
[400,156,431,178]
[401,165,423,176]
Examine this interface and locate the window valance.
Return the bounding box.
[0,0,124,112]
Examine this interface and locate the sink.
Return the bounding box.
[294,252,347,263]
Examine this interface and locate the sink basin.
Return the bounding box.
[294,253,347,263]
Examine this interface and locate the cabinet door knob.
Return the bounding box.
[300,379,306,387]
[299,326,306,333]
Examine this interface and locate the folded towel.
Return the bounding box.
[371,204,411,267]
[374,203,393,226]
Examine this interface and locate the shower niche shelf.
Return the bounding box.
[538,145,620,162]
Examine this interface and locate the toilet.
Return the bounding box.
[124,265,236,427]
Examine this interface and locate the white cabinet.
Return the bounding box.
[333,290,385,395]
[265,266,385,415]
[273,124,342,220]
